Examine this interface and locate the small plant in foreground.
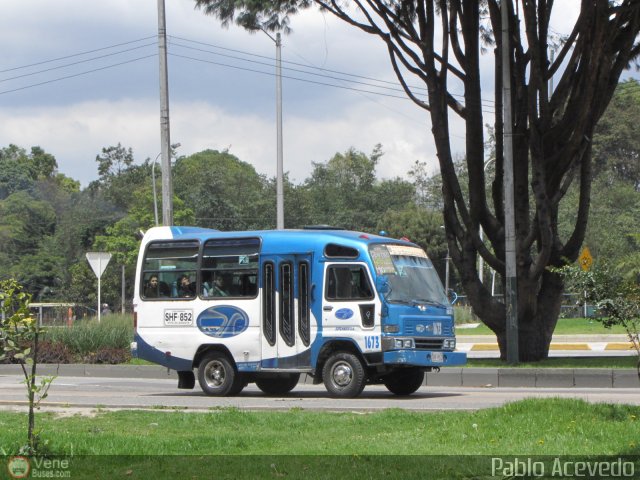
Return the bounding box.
[0,279,55,454]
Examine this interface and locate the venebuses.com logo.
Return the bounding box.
[7,456,30,479]
[6,456,72,478]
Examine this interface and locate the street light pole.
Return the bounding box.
[445,247,450,293]
[151,153,161,227]
[152,144,180,227]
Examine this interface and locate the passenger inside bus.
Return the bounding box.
[143,274,171,298]
[176,274,195,298]
[205,274,230,297]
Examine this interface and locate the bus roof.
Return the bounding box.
[141,226,418,255]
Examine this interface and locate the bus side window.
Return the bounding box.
[141,240,199,301]
[326,265,373,301]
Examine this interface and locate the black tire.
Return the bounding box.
[322,352,366,398]
[383,368,424,396]
[255,373,300,395]
[197,352,243,396]
[228,374,248,396]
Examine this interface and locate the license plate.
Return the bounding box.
[164,309,193,326]
[431,352,444,363]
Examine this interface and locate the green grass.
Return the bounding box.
[0,399,637,478]
[467,356,638,369]
[0,399,636,455]
[457,317,630,335]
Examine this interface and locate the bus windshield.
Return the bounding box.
[369,244,449,307]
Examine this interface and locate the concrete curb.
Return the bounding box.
[0,364,637,389]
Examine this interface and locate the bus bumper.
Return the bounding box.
[383,350,466,367]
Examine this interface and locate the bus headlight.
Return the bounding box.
[394,338,414,349]
[383,325,399,333]
[382,337,414,351]
[443,338,456,350]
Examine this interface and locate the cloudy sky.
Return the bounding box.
[2,1,583,188]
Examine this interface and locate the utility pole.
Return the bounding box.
[275,32,284,230]
[261,29,285,229]
[501,0,519,364]
[157,0,173,226]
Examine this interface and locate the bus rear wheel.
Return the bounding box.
[383,368,424,395]
[255,373,300,395]
[322,352,366,398]
[197,352,244,396]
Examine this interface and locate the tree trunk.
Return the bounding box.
[28,330,39,453]
[482,267,564,361]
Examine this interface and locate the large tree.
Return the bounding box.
[195,0,640,360]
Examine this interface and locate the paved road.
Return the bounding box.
[0,375,638,413]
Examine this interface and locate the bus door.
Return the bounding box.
[260,254,312,369]
[322,263,378,348]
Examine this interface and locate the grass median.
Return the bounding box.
[457,317,629,335]
[0,399,638,478]
[0,398,637,455]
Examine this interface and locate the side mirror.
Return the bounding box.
[447,289,458,305]
[376,275,390,296]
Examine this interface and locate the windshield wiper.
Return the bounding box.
[410,298,447,308]
[389,298,446,309]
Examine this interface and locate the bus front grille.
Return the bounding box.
[414,338,444,350]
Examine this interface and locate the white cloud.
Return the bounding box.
[1,0,584,189]
[0,95,441,187]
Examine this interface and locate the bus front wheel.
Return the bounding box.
[383,368,424,395]
[197,352,244,396]
[255,373,300,395]
[322,352,366,398]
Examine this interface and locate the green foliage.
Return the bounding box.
[559,176,640,271]
[0,191,59,295]
[0,145,59,200]
[592,79,640,189]
[44,314,133,355]
[173,149,267,230]
[0,279,55,455]
[408,156,472,211]
[376,204,454,287]
[303,146,414,231]
[555,264,639,381]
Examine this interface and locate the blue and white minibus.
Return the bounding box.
[131,226,466,397]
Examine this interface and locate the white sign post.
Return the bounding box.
[86,252,112,323]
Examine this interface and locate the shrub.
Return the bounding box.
[44,314,133,356]
[37,341,74,364]
[87,347,131,365]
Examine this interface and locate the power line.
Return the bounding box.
[170,41,418,98]
[0,43,157,84]
[168,52,414,102]
[1,31,496,114]
[170,34,497,111]
[0,55,156,96]
[1,36,157,73]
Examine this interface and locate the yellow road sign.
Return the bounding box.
[579,246,593,271]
